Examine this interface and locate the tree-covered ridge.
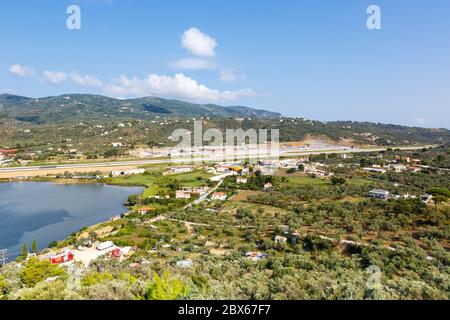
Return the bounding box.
[0,94,280,124]
[1,118,449,163]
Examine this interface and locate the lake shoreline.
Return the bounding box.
[0,181,144,260]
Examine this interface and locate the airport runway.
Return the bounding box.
[0,145,433,176]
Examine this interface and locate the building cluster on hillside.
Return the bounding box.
[362,154,423,174]
[207,162,243,181]
[129,147,171,159]
[37,240,134,268]
[0,148,18,165]
[175,186,210,199]
[368,188,433,204]
[163,166,193,175]
[304,162,333,177]
[279,158,308,169]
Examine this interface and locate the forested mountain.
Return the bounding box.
[0,94,280,124]
[1,93,449,149]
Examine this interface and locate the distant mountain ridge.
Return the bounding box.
[0,94,280,124]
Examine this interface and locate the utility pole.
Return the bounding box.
[0,249,7,267]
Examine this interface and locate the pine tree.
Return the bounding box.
[21,242,28,259]
[31,239,37,254]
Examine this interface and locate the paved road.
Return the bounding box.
[187,179,223,208]
[0,145,435,175]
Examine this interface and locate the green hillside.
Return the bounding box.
[0,94,280,124]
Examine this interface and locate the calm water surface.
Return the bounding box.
[0,182,143,259]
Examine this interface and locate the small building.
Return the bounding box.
[288,232,300,245]
[237,177,248,184]
[274,235,288,244]
[96,241,114,251]
[191,186,209,196]
[176,259,193,268]
[280,159,299,169]
[409,166,422,173]
[164,167,193,175]
[0,149,18,158]
[50,251,74,265]
[245,252,267,262]
[138,207,153,215]
[111,168,145,177]
[369,189,390,200]
[215,165,231,173]
[263,182,273,190]
[389,164,407,172]
[211,192,227,201]
[110,247,132,259]
[176,190,191,199]
[421,194,433,204]
[363,167,387,174]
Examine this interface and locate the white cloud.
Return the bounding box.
[181,28,217,57]
[9,64,33,78]
[169,58,216,70]
[220,68,246,82]
[415,117,425,125]
[70,71,103,87]
[103,73,255,102]
[43,70,68,84]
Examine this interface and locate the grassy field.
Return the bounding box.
[106,170,213,198]
[284,175,329,186]
[284,175,372,187]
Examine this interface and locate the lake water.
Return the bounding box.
[0,182,143,260]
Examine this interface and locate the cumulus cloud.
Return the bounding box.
[103,73,255,102]
[43,70,68,84]
[69,71,103,87]
[42,70,103,87]
[181,28,217,57]
[169,58,216,70]
[220,68,246,82]
[9,64,34,78]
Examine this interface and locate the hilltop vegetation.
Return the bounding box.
[1,94,449,161]
[0,118,449,163]
[0,94,280,124]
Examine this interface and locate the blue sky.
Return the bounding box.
[0,0,449,128]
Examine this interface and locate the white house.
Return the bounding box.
[237,177,248,184]
[369,189,390,200]
[363,167,387,174]
[191,186,209,195]
[274,235,288,244]
[389,164,407,172]
[421,194,433,204]
[211,192,227,201]
[176,260,193,268]
[164,167,193,175]
[264,182,273,190]
[176,190,191,199]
